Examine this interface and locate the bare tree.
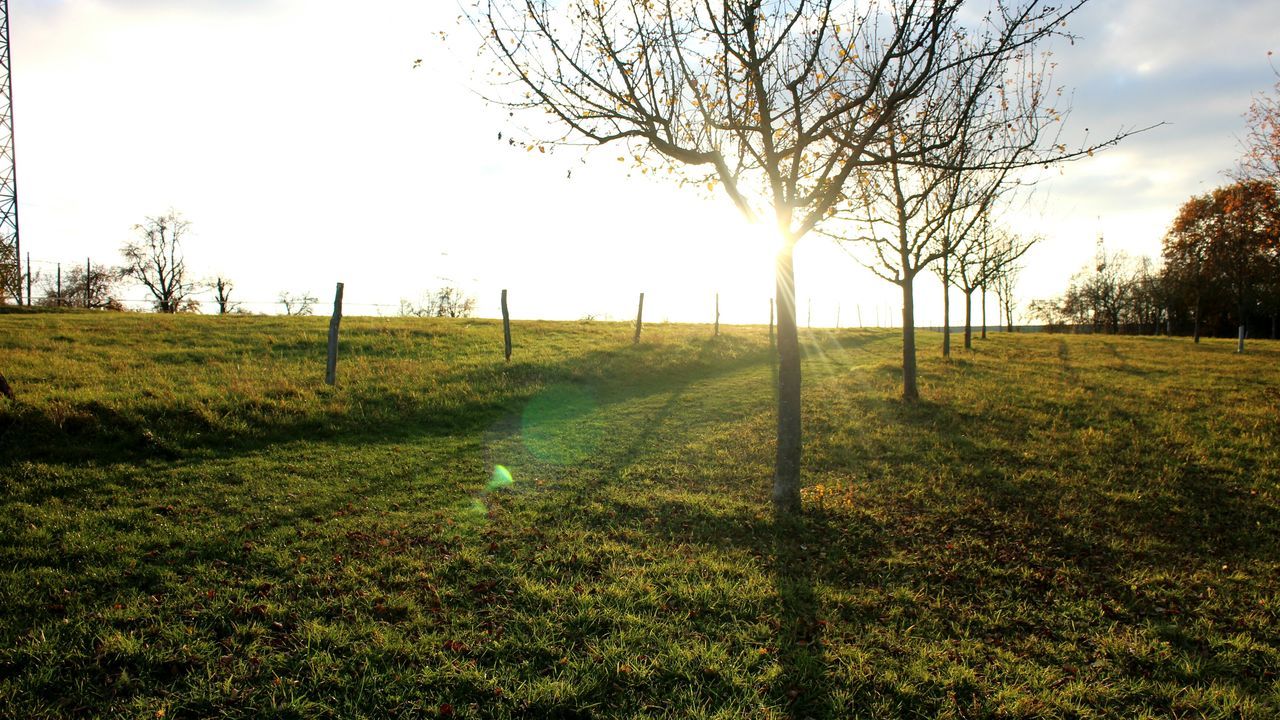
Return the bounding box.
[464,0,1120,511]
[278,292,318,317]
[1238,62,1280,188]
[120,211,199,313]
[37,262,123,310]
[827,7,1132,397]
[932,235,957,357]
[952,221,993,349]
[991,258,1022,333]
[984,226,1037,338]
[211,276,240,315]
[1027,296,1069,332]
[839,118,1016,394]
[1031,247,1164,335]
[950,222,1036,347]
[399,287,477,318]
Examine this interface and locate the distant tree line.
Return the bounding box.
[27,211,210,313]
[399,287,477,319]
[8,209,476,317]
[1028,248,1166,335]
[1032,62,1280,345]
[1031,180,1280,341]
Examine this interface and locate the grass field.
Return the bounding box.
[1,312,1278,719]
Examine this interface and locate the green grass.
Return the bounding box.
[1,312,1277,719]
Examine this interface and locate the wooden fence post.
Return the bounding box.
[501,289,512,362]
[714,292,720,336]
[633,292,645,344]
[325,282,344,386]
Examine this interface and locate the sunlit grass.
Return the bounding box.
[0,311,1277,718]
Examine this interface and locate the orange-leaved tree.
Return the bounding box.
[1164,180,1280,350]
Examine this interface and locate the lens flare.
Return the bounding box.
[489,464,514,491]
[521,384,601,465]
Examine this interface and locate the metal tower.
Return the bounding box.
[0,0,19,304]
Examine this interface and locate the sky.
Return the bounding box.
[10,0,1280,325]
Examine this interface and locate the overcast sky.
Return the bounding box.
[12,0,1280,324]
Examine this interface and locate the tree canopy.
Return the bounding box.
[1163,179,1280,346]
[464,0,1115,511]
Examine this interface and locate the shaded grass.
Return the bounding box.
[0,313,1277,718]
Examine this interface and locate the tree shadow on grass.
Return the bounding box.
[770,511,837,719]
[562,370,1280,716]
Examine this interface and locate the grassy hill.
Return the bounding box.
[1,313,1277,719]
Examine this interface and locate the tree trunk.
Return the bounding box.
[1271,313,1277,340]
[941,257,951,358]
[963,289,973,350]
[773,245,802,515]
[1193,296,1201,343]
[902,276,919,402]
[981,285,987,339]
[1238,300,1246,353]
[501,289,512,362]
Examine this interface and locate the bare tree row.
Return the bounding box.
[462,0,1141,512]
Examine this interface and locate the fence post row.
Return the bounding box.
[634,292,644,345]
[501,289,512,362]
[325,282,344,386]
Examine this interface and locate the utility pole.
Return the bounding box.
[0,0,21,305]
